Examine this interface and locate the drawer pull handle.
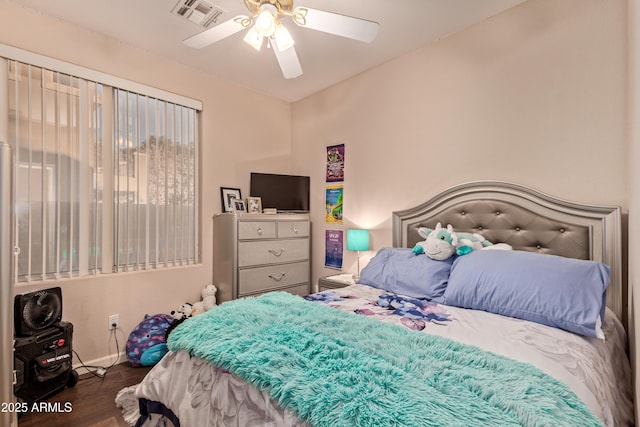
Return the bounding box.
[268,248,285,257]
[256,227,263,236]
[268,273,286,281]
[293,226,298,234]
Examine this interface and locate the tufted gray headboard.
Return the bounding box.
[392,181,623,321]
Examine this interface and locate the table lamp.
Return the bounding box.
[347,229,370,281]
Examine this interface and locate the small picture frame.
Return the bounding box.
[247,196,262,214]
[232,199,247,213]
[221,187,242,213]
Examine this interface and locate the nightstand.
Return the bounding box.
[318,274,356,291]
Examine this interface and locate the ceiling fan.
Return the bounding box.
[183,0,379,79]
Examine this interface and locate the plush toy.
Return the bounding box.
[170,285,217,319]
[411,223,457,260]
[452,230,493,255]
[126,313,174,367]
[170,303,193,320]
[201,284,217,311]
[192,284,218,315]
[412,222,496,259]
[191,301,205,316]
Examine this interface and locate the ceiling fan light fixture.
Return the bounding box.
[183,0,380,80]
[243,25,263,51]
[274,23,294,51]
[255,9,276,37]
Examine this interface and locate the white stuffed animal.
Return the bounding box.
[201,284,217,311]
[171,285,218,318]
[412,222,511,259]
[191,301,205,316]
[411,223,457,260]
[191,284,218,316]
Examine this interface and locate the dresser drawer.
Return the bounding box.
[239,261,309,294]
[238,221,276,240]
[238,238,309,267]
[278,221,310,238]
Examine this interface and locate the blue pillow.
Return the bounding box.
[359,248,453,302]
[444,250,610,338]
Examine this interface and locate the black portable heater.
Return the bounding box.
[13,287,78,403]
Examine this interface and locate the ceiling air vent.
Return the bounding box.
[171,0,226,29]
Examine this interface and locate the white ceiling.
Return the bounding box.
[8,0,527,102]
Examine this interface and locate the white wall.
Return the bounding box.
[0,2,292,365]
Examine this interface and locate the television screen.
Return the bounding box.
[250,173,310,212]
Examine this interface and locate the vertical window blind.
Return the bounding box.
[113,90,198,271]
[6,59,199,282]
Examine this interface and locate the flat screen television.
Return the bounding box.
[250,172,310,212]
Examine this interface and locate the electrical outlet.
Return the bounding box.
[108,314,119,330]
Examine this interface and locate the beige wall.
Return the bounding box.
[0,1,292,365]
[292,0,627,288]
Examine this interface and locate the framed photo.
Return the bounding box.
[247,196,262,214]
[220,187,242,213]
[232,199,247,213]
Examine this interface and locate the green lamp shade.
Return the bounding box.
[347,229,370,251]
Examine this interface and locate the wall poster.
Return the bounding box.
[325,185,343,223]
[325,230,343,269]
[326,144,345,182]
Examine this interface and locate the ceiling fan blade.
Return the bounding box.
[292,7,379,43]
[273,44,303,79]
[183,16,250,49]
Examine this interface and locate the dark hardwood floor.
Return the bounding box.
[18,363,152,427]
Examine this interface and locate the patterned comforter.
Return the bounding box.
[132,284,633,427]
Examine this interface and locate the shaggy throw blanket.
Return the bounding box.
[168,292,602,427]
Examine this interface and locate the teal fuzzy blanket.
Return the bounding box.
[168,292,601,427]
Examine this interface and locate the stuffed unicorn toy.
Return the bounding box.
[452,230,494,255]
[412,222,499,259]
[411,223,458,260]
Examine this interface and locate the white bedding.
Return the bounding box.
[323,285,633,426]
[133,284,633,426]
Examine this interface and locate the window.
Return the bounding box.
[114,90,197,271]
[5,57,199,282]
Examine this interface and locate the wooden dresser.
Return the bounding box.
[212,212,311,303]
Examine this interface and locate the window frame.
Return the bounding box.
[1,44,202,283]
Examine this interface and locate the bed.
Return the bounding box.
[127,181,634,427]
